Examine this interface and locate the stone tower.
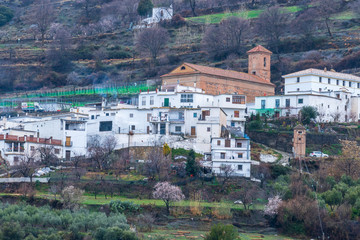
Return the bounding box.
[293,125,306,158]
[247,45,272,82]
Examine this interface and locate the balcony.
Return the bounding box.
[65,141,73,147]
[150,116,168,122]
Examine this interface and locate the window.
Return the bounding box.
[297,88,300,91]
[178,112,184,120]
[131,125,136,130]
[297,77,300,82]
[181,66,186,70]
[231,122,235,127]
[111,113,115,116]
[217,140,221,146]
[286,99,290,107]
[238,165,243,170]
[106,113,109,116]
[275,99,280,108]
[345,106,347,111]
[220,153,226,159]
[175,126,181,132]
[343,81,346,86]
[91,115,95,119]
[55,148,60,154]
[237,142,242,148]
[328,105,330,108]
[150,96,154,105]
[30,146,35,151]
[225,139,231,147]
[349,82,352,87]
[328,78,331,84]
[207,127,211,132]
[264,57,267,67]
[298,98,303,104]
[142,97,146,105]
[66,150,71,161]
[358,83,360,88]
[337,80,339,85]
[232,95,245,104]
[147,113,152,122]
[99,121,112,131]
[238,153,243,158]
[226,97,230,102]
[193,113,197,118]
[299,138,301,141]
[234,111,239,118]
[319,88,322,92]
[336,94,340,99]
[130,113,134,118]
[180,94,193,102]
[319,77,322,83]
[261,100,266,109]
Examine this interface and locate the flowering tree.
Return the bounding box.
[61,185,84,210]
[264,195,282,216]
[153,182,185,214]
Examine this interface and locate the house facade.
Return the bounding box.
[253,68,360,122]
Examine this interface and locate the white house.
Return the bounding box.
[252,68,360,122]
[141,5,173,25]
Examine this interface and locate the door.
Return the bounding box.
[65,136,71,147]
[191,126,196,136]
[65,150,71,161]
[147,126,150,134]
[164,98,169,107]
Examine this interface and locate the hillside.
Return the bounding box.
[0,0,359,95]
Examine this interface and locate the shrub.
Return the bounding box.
[109,200,141,213]
[108,50,132,59]
[136,213,154,232]
[247,120,263,130]
[205,223,238,240]
[0,5,13,26]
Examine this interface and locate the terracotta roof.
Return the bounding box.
[162,63,275,86]
[283,68,360,82]
[247,45,272,54]
[294,124,306,130]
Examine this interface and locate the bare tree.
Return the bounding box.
[136,27,169,62]
[61,185,84,210]
[71,154,87,180]
[202,16,250,59]
[219,164,235,188]
[153,181,185,214]
[257,6,290,54]
[145,147,171,180]
[231,180,258,210]
[32,0,55,44]
[87,135,117,171]
[292,8,319,47]
[335,140,360,178]
[352,0,360,18]
[183,0,197,16]
[37,145,59,167]
[15,153,38,183]
[315,0,341,38]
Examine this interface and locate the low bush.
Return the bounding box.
[204,223,238,240]
[109,200,141,213]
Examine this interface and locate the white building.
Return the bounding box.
[253,68,360,122]
[141,5,173,25]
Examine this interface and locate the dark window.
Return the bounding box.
[349,82,352,87]
[91,115,95,120]
[286,99,290,107]
[131,125,136,130]
[298,98,303,104]
[106,113,109,116]
[99,121,112,131]
[337,80,339,85]
[130,113,133,118]
[328,78,331,84]
[180,94,193,103]
[234,111,239,117]
[261,100,266,109]
[319,88,322,92]
[225,139,231,147]
[238,165,243,170]
[232,95,245,104]
[297,77,300,82]
[181,66,186,70]
[264,57,266,67]
[237,142,242,148]
[193,113,197,118]
[55,148,60,154]
[226,97,230,102]
[275,99,280,108]
[175,126,181,132]
[319,77,322,83]
[220,153,225,159]
[238,153,243,158]
[299,138,301,141]
[207,127,211,132]
[343,81,346,86]
[217,140,221,146]
[358,83,360,88]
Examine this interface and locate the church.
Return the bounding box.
[161,45,275,103]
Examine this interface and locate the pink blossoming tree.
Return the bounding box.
[153,182,185,214]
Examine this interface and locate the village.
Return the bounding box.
[0,0,360,239]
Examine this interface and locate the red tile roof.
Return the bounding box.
[161,62,274,86]
[247,45,272,54]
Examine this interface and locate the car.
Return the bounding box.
[309,151,329,158]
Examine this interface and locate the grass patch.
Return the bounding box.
[332,11,355,20]
[187,6,303,24]
[142,229,296,240]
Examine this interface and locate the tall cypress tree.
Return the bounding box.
[137,0,153,17]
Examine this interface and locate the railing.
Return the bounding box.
[0,134,62,145]
[150,116,168,122]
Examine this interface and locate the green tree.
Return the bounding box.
[0,5,14,26]
[322,189,343,211]
[300,106,318,125]
[1,222,25,240]
[137,0,153,17]
[205,223,238,240]
[186,149,199,176]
